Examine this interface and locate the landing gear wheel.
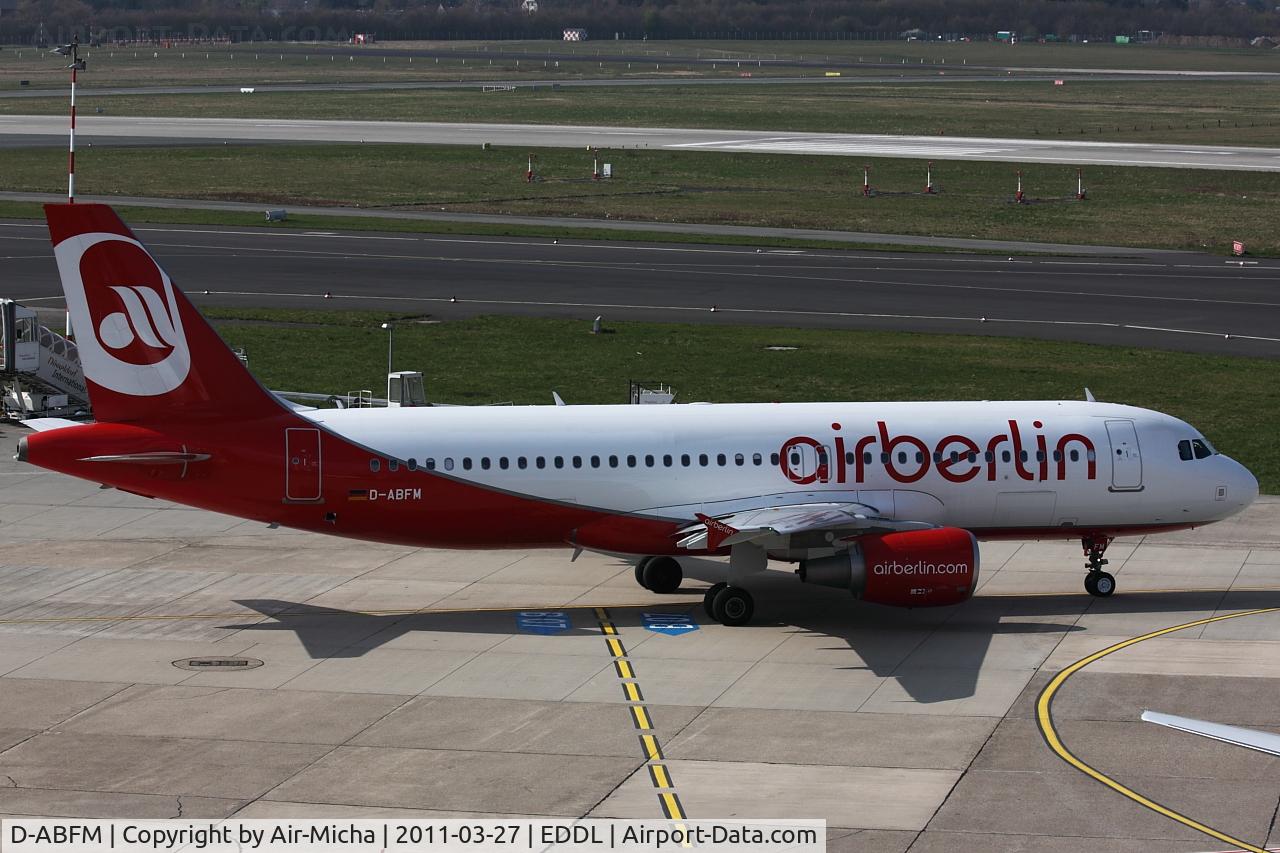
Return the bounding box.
[1085,571,1116,598]
[641,557,683,594]
[702,582,728,619]
[711,586,754,626]
[634,557,654,589]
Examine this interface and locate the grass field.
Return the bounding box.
[2,143,1274,254]
[6,78,1280,147]
[200,309,1280,492]
[4,39,1278,90]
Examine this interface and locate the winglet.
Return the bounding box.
[696,513,739,551]
[1084,387,1096,403]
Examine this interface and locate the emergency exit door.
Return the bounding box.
[285,428,322,502]
[1105,420,1143,491]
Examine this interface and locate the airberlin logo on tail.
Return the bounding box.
[53,232,191,396]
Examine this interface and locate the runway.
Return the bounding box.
[2,424,1279,851]
[5,115,1280,170]
[4,220,1279,357]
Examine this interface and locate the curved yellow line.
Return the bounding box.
[1036,607,1280,853]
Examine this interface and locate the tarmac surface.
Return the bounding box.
[5,219,1279,358]
[1,422,1280,852]
[5,115,1280,170]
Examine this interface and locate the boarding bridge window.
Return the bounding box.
[1192,438,1214,459]
[15,317,35,344]
[369,459,381,472]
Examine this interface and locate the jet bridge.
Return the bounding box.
[1,299,90,419]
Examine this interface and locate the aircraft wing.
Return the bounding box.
[1141,710,1280,757]
[676,502,934,551]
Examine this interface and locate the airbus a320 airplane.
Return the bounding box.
[16,204,1260,625]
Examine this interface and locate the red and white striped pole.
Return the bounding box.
[1075,167,1086,200]
[862,164,871,197]
[925,160,936,194]
[1015,169,1025,204]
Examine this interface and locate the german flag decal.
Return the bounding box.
[347,489,370,501]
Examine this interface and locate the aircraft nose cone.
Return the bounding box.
[1238,463,1260,508]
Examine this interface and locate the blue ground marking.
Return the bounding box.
[516,610,571,635]
[642,612,699,636]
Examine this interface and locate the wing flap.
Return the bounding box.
[678,502,934,551]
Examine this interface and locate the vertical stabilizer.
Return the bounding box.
[45,203,282,423]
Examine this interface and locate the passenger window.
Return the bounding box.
[628,455,637,468]
[933,452,942,464]
[949,451,959,464]
[1087,449,1097,462]
[881,453,889,463]
[1052,451,1062,462]
[608,455,618,468]
[573,456,582,468]
[1002,450,1011,463]
[463,458,472,470]
[1178,440,1193,461]
[407,458,418,471]
[816,450,827,466]
[481,458,491,470]
[425,458,436,470]
[735,453,745,466]
[518,457,528,469]
[898,452,907,464]
[1035,451,1045,462]
[771,453,780,465]
[700,454,709,466]
[682,454,691,467]
[1019,451,1028,462]
[443,457,454,471]
[369,459,381,472]
[916,452,924,463]
[1070,450,1080,462]
[535,457,545,469]
[663,454,673,467]
[753,453,763,465]
[388,459,399,472]
[645,455,654,467]
[499,457,509,470]
[717,453,727,466]
[591,455,601,468]
[864,452,872,465]
[984,451,993,463]
[967,451,977,463]
[790,453,800,466]
[554,456,564,469]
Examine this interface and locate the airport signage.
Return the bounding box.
[515,610,570,634]
[642,612,699,635]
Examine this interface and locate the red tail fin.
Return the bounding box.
[45,204,283,424]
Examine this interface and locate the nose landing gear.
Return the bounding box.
[1082,534,1116,597]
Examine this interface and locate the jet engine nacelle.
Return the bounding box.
[798,527,979,608]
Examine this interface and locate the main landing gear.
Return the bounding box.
[702,582,754,627]
[1082,534,1116,598]
[634,556,683,594]
[634,544,766,627]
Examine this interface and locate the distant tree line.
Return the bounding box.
[6,0,1280,46]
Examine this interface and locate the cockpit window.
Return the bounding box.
[1191,438,1214,460]
[1178,440,1194,461]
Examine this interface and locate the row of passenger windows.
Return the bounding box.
[368,447,1092,473]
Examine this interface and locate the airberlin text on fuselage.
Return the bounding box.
[780,420,1098,486]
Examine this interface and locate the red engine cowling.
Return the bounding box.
[798,527,979,608]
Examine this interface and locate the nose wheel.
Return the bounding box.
[1083,534,1116,598]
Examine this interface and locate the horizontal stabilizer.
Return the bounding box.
[1141,710,1280,757]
